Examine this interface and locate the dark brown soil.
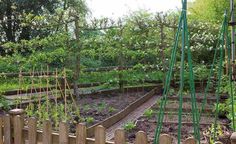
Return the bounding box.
[56,90,150,132]
[124,93,233,144]
[76,91,147,126]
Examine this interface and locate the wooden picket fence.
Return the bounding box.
[0,113,235,144]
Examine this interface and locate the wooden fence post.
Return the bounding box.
[231,132,236,144]
[114,129,125,144]
[28,117,37,144]
[159,134,173,144]
[59,122,69,144]
[0,117,3,144]
[3,115,11,144]
[135,131,148,144]
[43,120,52,144]
[183,137,197,144]
[9,109,25,127]
[14,115,23,144]
[95,125,105,144]
[76,123,87,144]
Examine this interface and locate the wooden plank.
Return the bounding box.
[0,117,3,144]
[59,122,69,144]
[135,131,148,144]
[159,134,173,144]
[14,115,23,144]
[114,129,125,144]
[3,115,11,144]
[76,123,87,144]
[28,117,37,144]
[43,120,52,144]
[183,137,197,144]
[95,125,105,144]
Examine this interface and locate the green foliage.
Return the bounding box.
[143,108,154,119]
[205,124,223,143]
[123,121,136,132]
[97,101,107,112]
[0,96,10,110]
[25,101,75,128]
[108,106,117,113]
[86,117,95,124]
[189,0,229,23]
[213,103,228,116]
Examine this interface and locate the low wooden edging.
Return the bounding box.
[87,85,163,137]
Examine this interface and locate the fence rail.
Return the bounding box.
[0,112,233,144]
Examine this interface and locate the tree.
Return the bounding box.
[189,0,229,23]
[65,0,89,99]
[0,0,59,42]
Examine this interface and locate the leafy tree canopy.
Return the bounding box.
[189,0,229,23]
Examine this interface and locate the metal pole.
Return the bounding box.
[230,0,235,75]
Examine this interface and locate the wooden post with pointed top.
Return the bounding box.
[231,132,236,144]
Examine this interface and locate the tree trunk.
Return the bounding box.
[73,20,81,100]
[5,1,15,42]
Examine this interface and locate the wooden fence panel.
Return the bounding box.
[0,117,3,144]
[135,131,148,144]
[76,123,87,144]
[14,115,23,144]
[114,129,125,144]
[95,125,105,144]
[28,117,37,144]
[43,120,52,144]
[59,122,69,144]
[3,115,11,144]
[1,113,236,144]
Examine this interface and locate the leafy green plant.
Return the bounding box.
[123,121,136,131]
[108,106,116,113]
[205,124,223,143]
[169,88,175,95]
[86,117,95,124]
[83,104,91,111]
[0,96,10,110]
[143,108,153,119]
[213,103,229,118]
[25,103,35,117]
[97,101,106,112]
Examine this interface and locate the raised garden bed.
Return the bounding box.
[5,85,162,138]
[123,92,232,144]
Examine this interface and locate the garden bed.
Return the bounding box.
[123,92,232,144]
[13,85,161,135]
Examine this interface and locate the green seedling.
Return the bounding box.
[123,121,136,132]
[143,108,153,119]
[86,117,95,124]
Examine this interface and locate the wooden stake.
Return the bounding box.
[64,68,67,117]
[46,65,49,113]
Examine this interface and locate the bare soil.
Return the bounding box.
[125,93,232,144]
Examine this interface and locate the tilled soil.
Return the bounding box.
[124,93,232,144]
